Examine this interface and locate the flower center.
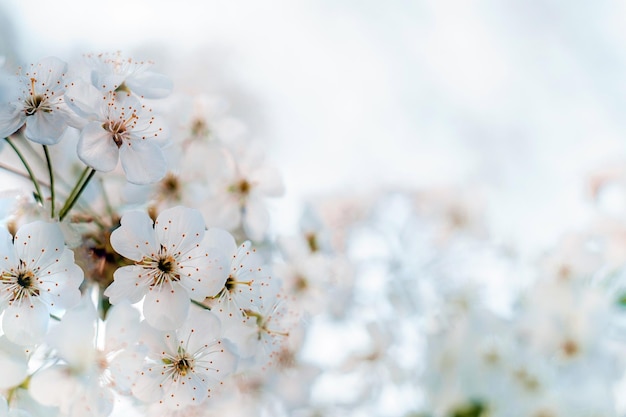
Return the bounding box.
[1,262,41,302]
[158,173,182,201]
[225,275,237,292]
[24,95,49,116]
[103,112,137,148]
[16,270,34,288]
[157,255,175,274]
[174,355,193,377]
[23,78,52,116]
[138,247,181,287]
[102,120,127,148]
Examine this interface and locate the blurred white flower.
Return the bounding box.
[29,297,144,417]
[202,143,284,241]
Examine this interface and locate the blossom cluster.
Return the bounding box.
[0,53,319,417]
[5,49,626,417]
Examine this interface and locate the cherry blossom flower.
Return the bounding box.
[0,57,71,144]
[202,143,284,241]
[64,81,169,185]
[132,309,237,410]
[29,297,144,417]
[0,221,83,345]
[86,52,173,99]
[104,206,227,330]
[204,228,271,319]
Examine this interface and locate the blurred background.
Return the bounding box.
[4,0,626,255]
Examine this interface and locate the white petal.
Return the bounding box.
[104,265,150,304]
[107,346,145,393]
[126,72,173,99]
[178,248,225,301]
[0,227,17,271]
[110,210,158,261]
[13,221,65,270]
[196,339,238,382]
[48,297,96,369]
[105,301,141,351]
[242,196,269,241]
[0,103,25,138]
[180,310,221,353]
[202,193,241,231]
[143,284,189,330]
[250,165,284,197]
[161,374,205,409]
[132,366,166,404]
[154,206,206,254]
[24,111,66,145]
[29,366,76,407]
[77,122,119,172]
[119,139,167,185]
[3,301,49,345]
[205,228,237,256]
[37,56,67,84]
[0,337,28,389]
[64,79,103,120]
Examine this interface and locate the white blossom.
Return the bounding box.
[0,57,71,144]
[0,221,83,345]
[105,206,227,330]
[132,309,237,410]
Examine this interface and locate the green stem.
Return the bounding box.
[191,299,211,311]
[67,166,91,201]
[4,137,43,204]
[43,145,55,218]
[59,167,96,222]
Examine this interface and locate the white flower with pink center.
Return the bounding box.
[104,206,227,330]
[0,221,83,345]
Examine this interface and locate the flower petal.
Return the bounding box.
[119,139,167,185]
[104,301,141,351]
[0,227,17,272]
[77,122,119,172]
[0,103,25,138]
[29,365,76,407]
[24,111,67,145]
[110,210,158,261]
[243,196,269,241]
[126,72,173,99]
[3,301,49,345]
[0,337,28,389]
[104,265,151,304]
[154,206,205,254]
[143,283,189,330]
[13,221,65,270]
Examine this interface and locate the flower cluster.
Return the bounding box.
[6,47,626,417]
[0,53,305,416]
